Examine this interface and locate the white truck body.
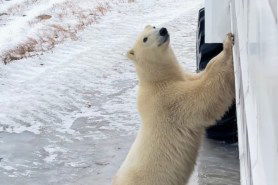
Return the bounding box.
[205,0,278,185]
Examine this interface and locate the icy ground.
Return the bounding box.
[0,0,240,184]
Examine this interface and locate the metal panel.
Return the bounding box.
[231,0,278,184]
[268,0,277,22]
[205,0,231,43]
[205,0,278,184]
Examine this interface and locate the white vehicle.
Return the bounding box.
[197,0,278,184]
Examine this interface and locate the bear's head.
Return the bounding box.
[127,25,170,63]
[127,25,183,83]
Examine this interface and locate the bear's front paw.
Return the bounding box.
[223,33,234,52]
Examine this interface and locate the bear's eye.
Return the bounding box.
[153,26,156,29]
[143,37,148,43]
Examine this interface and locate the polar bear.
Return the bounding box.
[113,25,235,185]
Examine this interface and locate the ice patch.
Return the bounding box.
[43,146,67,163]
[0,165,16,171]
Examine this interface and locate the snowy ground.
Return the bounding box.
[0,0,240,184]
[0,0,112,63]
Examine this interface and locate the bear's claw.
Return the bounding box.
[224,33,234,51]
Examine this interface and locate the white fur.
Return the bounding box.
[113,26,235,185]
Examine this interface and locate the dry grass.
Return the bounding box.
[5,0,38,16]
[96,3,110,15]
[37,14,52,20]
[3,39,37,64]
[2,1,122,64]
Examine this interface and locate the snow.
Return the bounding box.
[0,0,239,184]
[0,165,16,171]
[0,0,26,12]
[0,0,112,62]
[0,0,64,53]
[43,146,67,163]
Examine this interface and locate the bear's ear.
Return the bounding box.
[145,25,152,29]
[127,49,135,61]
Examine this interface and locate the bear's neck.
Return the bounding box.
[136,57,184,85]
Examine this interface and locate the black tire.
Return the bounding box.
[206,104,238,143]
[196,8,238,143]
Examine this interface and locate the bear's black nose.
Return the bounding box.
[159,28,168,36]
